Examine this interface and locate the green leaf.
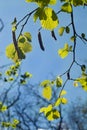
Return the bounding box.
[58,27,65,36]
[1,105,7,112]
[16,47,26,60]
[61,2,72,13]
[52,109,60,119]
[58,43,69,58]
[20,79,26,84]
[18,42,32,53]
[49,0,57,5]
[42,86,52,100]
[18,35,26,43]
[56,76,63,87]
[65,26,70,33]
[60,90,67,96]
[1,122,11,128]
[61,97,68,104]
[0,72,2,76]
[6,43,16,59]
[76,75,87,91]
[81,65,86,72]
[70,36,76,42]
[26,0,35,2]
[40,7,59,30]
[54,98,61,107]
[33,8,41,22]
[25,0,57,6]
[6,43,26,62]
[81,33,85,39]
[24,32,32,42]
[39,104,52,115]
[40,80,51,87]
[11,124,16,129]
[71,0,84,6]
[40,104,60,121]
[11,18,17,32]
[13,119,19,125]
[69,45,73,51]
[8,77,14,81]
[24,72,32,78]
[73,81,78,87]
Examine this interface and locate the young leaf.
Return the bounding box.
[1,122,11,127]
[58,27,65,36]
[73,81,78,87]
[52,109,60,119]
[1,105,7,112]
[40,104,60,121]
[81,33,85,38]
[39,104,52,115]
[33,7,41,22]
[60,90,67,96]
[24,32,32,42]
[42,86,52,100]
[76,76,87,91]
[70,36,76,42]
[65,26,70,33]
[61,98,68,104]
[40,7,59,30]
[56,76,63,87]
[58,43,69,58]
[18,35,27,43]
[26,0,35,3]
[40,80,51,87]
[18,42,32,53]
[49,0,57,5]
[61,2,72,13]
[54,98,61,107]
[81,65,86,72]
[71,0,84,6]
[13,119,19,125]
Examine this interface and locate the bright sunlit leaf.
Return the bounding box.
[61,2,72,13]
[46,109,60,121]
[39,104,60,121]
[54,98,61,107]
[58,43,69,58]
[60,90,67,96]
[18,42,32,53]
[42,86,52,100]
[76,76,87,91]
[39,104,52,115]
[40,7,59,30]
[52,109,60,119]
[40,80,51,87]
[58,27,65,36]
[61,98,68,104]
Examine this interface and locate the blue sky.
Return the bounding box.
[0,0,87,102]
